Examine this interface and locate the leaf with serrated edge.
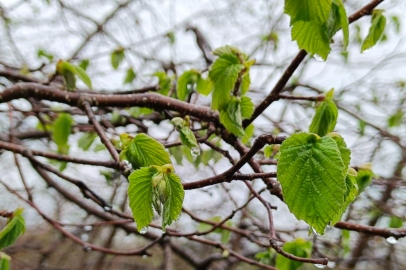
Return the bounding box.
[126,134,172,169]
[309,90,338,136]
[332,174,358,224]
[128,167,155,232]
[162,173,184,231]
[0,208,25,250]
[277,133,347,234]
[285,0,332,24]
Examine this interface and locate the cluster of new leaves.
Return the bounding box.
[56,60,92,91]
[285,0,387,60]
[0,208,26,270]
[277,90,358,234]
[120,134,184,232]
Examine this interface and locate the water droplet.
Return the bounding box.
[83,225,93,232]
[139,227,148,234]
[81,234,89,241]
[83,246,92,252]
[104,206,112,212]
[313,54,324,62]
[142,97,148,102]
[191,147,200,157]
[312,227,321,235]
[142,255,148,259]
[314,264,326,269]
[386,236,398,244]
[327,261,336,268]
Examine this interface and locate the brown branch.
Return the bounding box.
[334,222,406,239]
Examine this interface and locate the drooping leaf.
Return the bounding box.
[111,48,125,69]
[177,70,199,101]
[309,89,338,136]
[78,132,98,151]
[162,173,184,231]
[355,169,374,194]
[277,133,348,234]
[125,133,172,169]
[276,238,312,270]
[196,76,213,96]
[128,167,155,232]
[241,96,254,119]
[124,67,136,84]
[219,97,245,136]
[0,252,10,270]
[0,208,25,250]
[291,20,331,60]
[361,10,386,52]
[72,65,92,89]
[328,0,349,48]
[53,113,73,148]
[209,53,245,110]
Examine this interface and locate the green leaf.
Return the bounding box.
[111,49,125,69]
[241,73,251,95]
[389,216,403,229]
[166,32,175,44]
[332,175,358,224]
[177,71,199,101]
[276,238,312,270]
[327,133,351,170]
[179,127,200,155]
[309,89,338,136]
[153,72,172,96]
[125,133,172,169]
[128,167,155,232]
[219,97,245,136]
[328,0,349,49]
[241,96,254,119]
[53,113,73,147]
[0,208,25,250]
[72,65,92,89]
[79,59,90,71]
[196,76,213,96]
[94,143,107,152]
[212,45,241,57]
[124,67,136,84]
[264,145,274,158]
[361,10,386,53]
[292,21,331,60]
[78,132,98,151]
[37,49,54,62]
[162,173,184,231]
[285,0,332,24]
[355,169,374,194]
[241,124,254,144]
[209,53,245,110]
[277,133,348,234]
[129,107,154,117]
[388,109,404,127]
[169,146,183,165]
[0,252,10,270]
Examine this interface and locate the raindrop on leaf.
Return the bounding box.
[191,147,200,157]
[139,227,148,234]
[386,236,398,244]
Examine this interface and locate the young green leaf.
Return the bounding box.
[355,169,374,194]
[309,89,338,136]
[196,76,213,96]
[276,238,312,270]
[124,67,136,84]
[285,0,332,24]
[177,70,199,101]
[241,96,254,119]
[0,252,10,270]
[264,145,274,158]
[292,21,331,60]
[53,113,73,148]
[332,175,358,224]
[389,216,403,229]
[162,173,184,231]
[56,60,92,90]
[328,0,349,48]
[37,49,54,62]
[79,59,90,71]
[361,10,386,52]
[241,123,254,144]
[209,53,245,110]
[124,133,172,169]
[278,133,348,234]
[72,65,92,89]
[212,45,241,57]
[78,132,98,151]
[128,167,155,232]
[219,97,245,136]
[388,109,404,127]
[111,48,125,69]
[0,208,25,250]
[241,73,251,95]
[153,72,172,96]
